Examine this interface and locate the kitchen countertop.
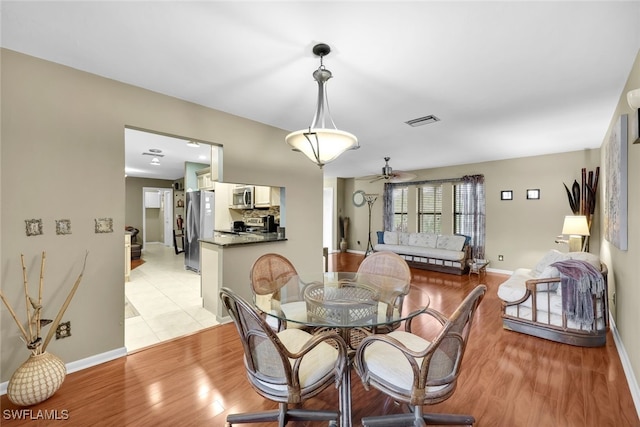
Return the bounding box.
[201,231,287,247]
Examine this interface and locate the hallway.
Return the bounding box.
[124,244,218,352]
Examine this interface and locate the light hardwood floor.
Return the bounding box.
[1,252,638,426]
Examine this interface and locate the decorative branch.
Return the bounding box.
[20,254,34,344]
[37,252,46,342]
[0,290,31,343]
[42,251,89,352]
[0,251,89,355]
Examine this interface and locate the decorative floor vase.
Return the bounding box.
[339,238,348,252]
[7,352,66,406]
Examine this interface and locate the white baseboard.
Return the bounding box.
[609,316,640,421]
[0,347,127,396]
[486,267,512,275]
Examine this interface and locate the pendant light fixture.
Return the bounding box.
[286,43,359,168]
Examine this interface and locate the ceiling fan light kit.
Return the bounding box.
[286,43,359,168]
[359,157,417,183]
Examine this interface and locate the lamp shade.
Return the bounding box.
[562,215,590,236]
[285,128,358,167]
[628,88,640,109]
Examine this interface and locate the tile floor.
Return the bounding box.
[124,243,219,352]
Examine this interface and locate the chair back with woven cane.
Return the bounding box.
[355,285,486,426]
[357,251,412,333]
[250,253,298,295]
[250,253,309,331]
[220,287,347,426]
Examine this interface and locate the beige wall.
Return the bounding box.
[599,49,640,390]
[0,49,323,381]
[343,149,601,270]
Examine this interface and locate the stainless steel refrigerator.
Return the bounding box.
[184,190,214,273]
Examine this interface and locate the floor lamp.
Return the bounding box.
[364,194,379,257]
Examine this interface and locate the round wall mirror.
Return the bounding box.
[352,190,366,207]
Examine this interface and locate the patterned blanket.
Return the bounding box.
[551,259,604,328]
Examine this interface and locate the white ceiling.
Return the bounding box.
[2,1,639,180]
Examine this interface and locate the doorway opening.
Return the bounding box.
[124,127,222,352]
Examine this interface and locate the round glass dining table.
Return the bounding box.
[252,271,428,427]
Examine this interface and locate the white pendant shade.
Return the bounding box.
[286,128,358,167]
[286,43,358,168]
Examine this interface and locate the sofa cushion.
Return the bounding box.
[535,265,561,291]
[408,232,437,248]
[384,231,398,245]
[436,235,466,251]
[373,244,465,262]
[398,232,410,245]
[532,250,568,277]
[497,268,534,302]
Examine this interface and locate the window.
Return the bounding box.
[392,187,408,231]
[418,185,442,233]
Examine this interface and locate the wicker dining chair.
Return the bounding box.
[220,287,347,426]
[357,251,412,333]
[250,253,308,330]
[354,285,487,427]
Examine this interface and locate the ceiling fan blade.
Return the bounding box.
[357,174,382,181]
[389,171,417,182]
[369,176,385,183]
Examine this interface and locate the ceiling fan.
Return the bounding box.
[359,157,417,183]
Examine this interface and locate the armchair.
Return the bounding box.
[354,285,486,426]
[219,287,347,426]
[125,226,142,260]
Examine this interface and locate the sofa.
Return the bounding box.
[373,231,471,275]
[497,249,608,347]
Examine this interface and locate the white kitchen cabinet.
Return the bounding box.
[254,186,280,208]
[196,167,214,190]
[144,191,161,208]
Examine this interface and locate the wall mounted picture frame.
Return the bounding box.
[630,108,640,144]
[55,219,72,235]
[500,190,513,200]
[95,218,113,233]
[526,189,540,200]
[25,218,43,236]
[605,114,628,250]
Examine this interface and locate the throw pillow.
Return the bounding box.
[532,250,568,277]
[566,252,601,270]
[398,232,410,245]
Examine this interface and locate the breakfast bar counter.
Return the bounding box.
[200,231,287,247]
[200,234,288,322]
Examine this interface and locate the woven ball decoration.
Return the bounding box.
[7,352,66,406]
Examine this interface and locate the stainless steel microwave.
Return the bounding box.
[231,186,254,209]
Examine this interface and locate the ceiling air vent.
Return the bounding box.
[405,115,440,127]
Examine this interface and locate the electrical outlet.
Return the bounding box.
[498,255,504,261]
[56,321,71,340]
